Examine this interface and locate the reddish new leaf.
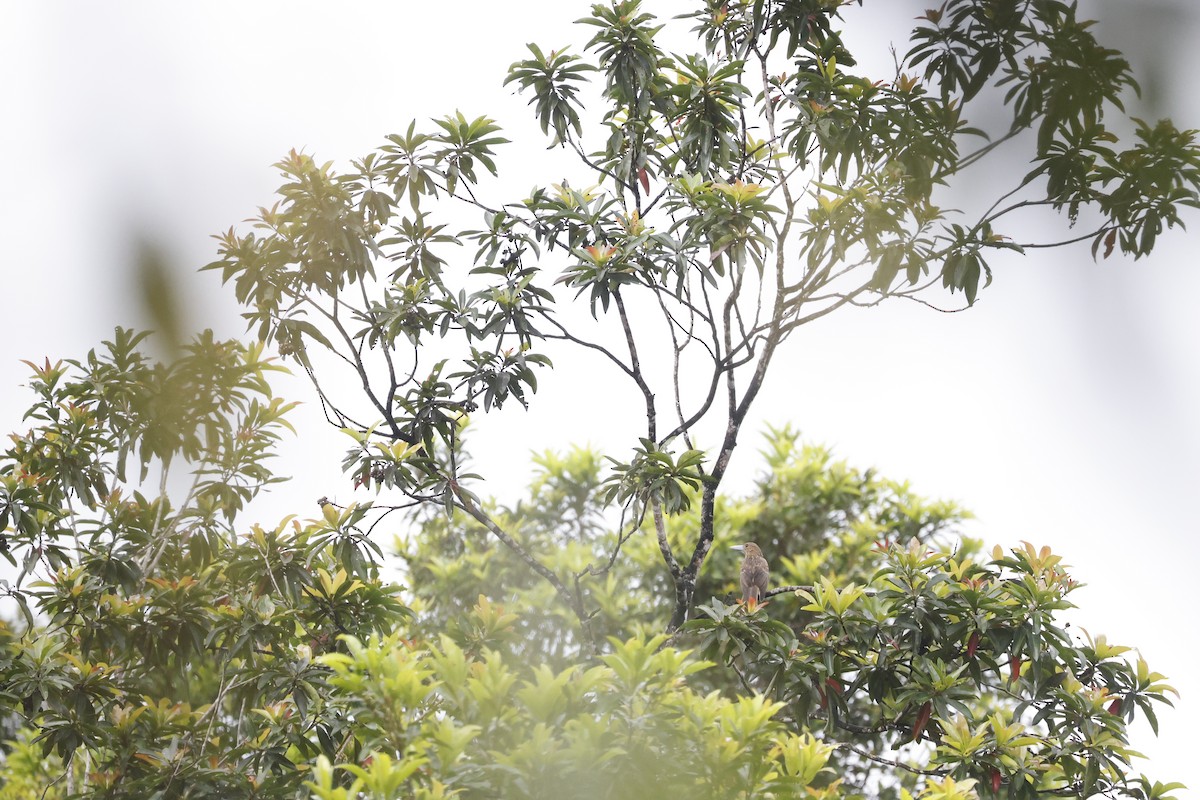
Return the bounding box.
[912,701,932,742]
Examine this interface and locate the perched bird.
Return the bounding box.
[733,542,770,604]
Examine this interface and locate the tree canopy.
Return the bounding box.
[2,1,1196,798]
[206,0,1200,633]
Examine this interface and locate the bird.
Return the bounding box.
[733,542,770,605]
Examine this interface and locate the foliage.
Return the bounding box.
[2,358,1181,797]
[203,0,1200,637]
[398,428,1181,799]
[0,332,407,797]
[2,0,1195,798]
[308,631,838,800]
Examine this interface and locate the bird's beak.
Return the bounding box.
[730,545,744,552]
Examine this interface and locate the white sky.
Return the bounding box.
[2,0,1197,791]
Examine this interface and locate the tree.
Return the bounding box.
[0,332,408,797]
[207,0,1200,635]
[2,0,1195,798]
[0,360,1182,798]
[395,429,1182,799]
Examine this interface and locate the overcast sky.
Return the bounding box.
[2,1,1197,790]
